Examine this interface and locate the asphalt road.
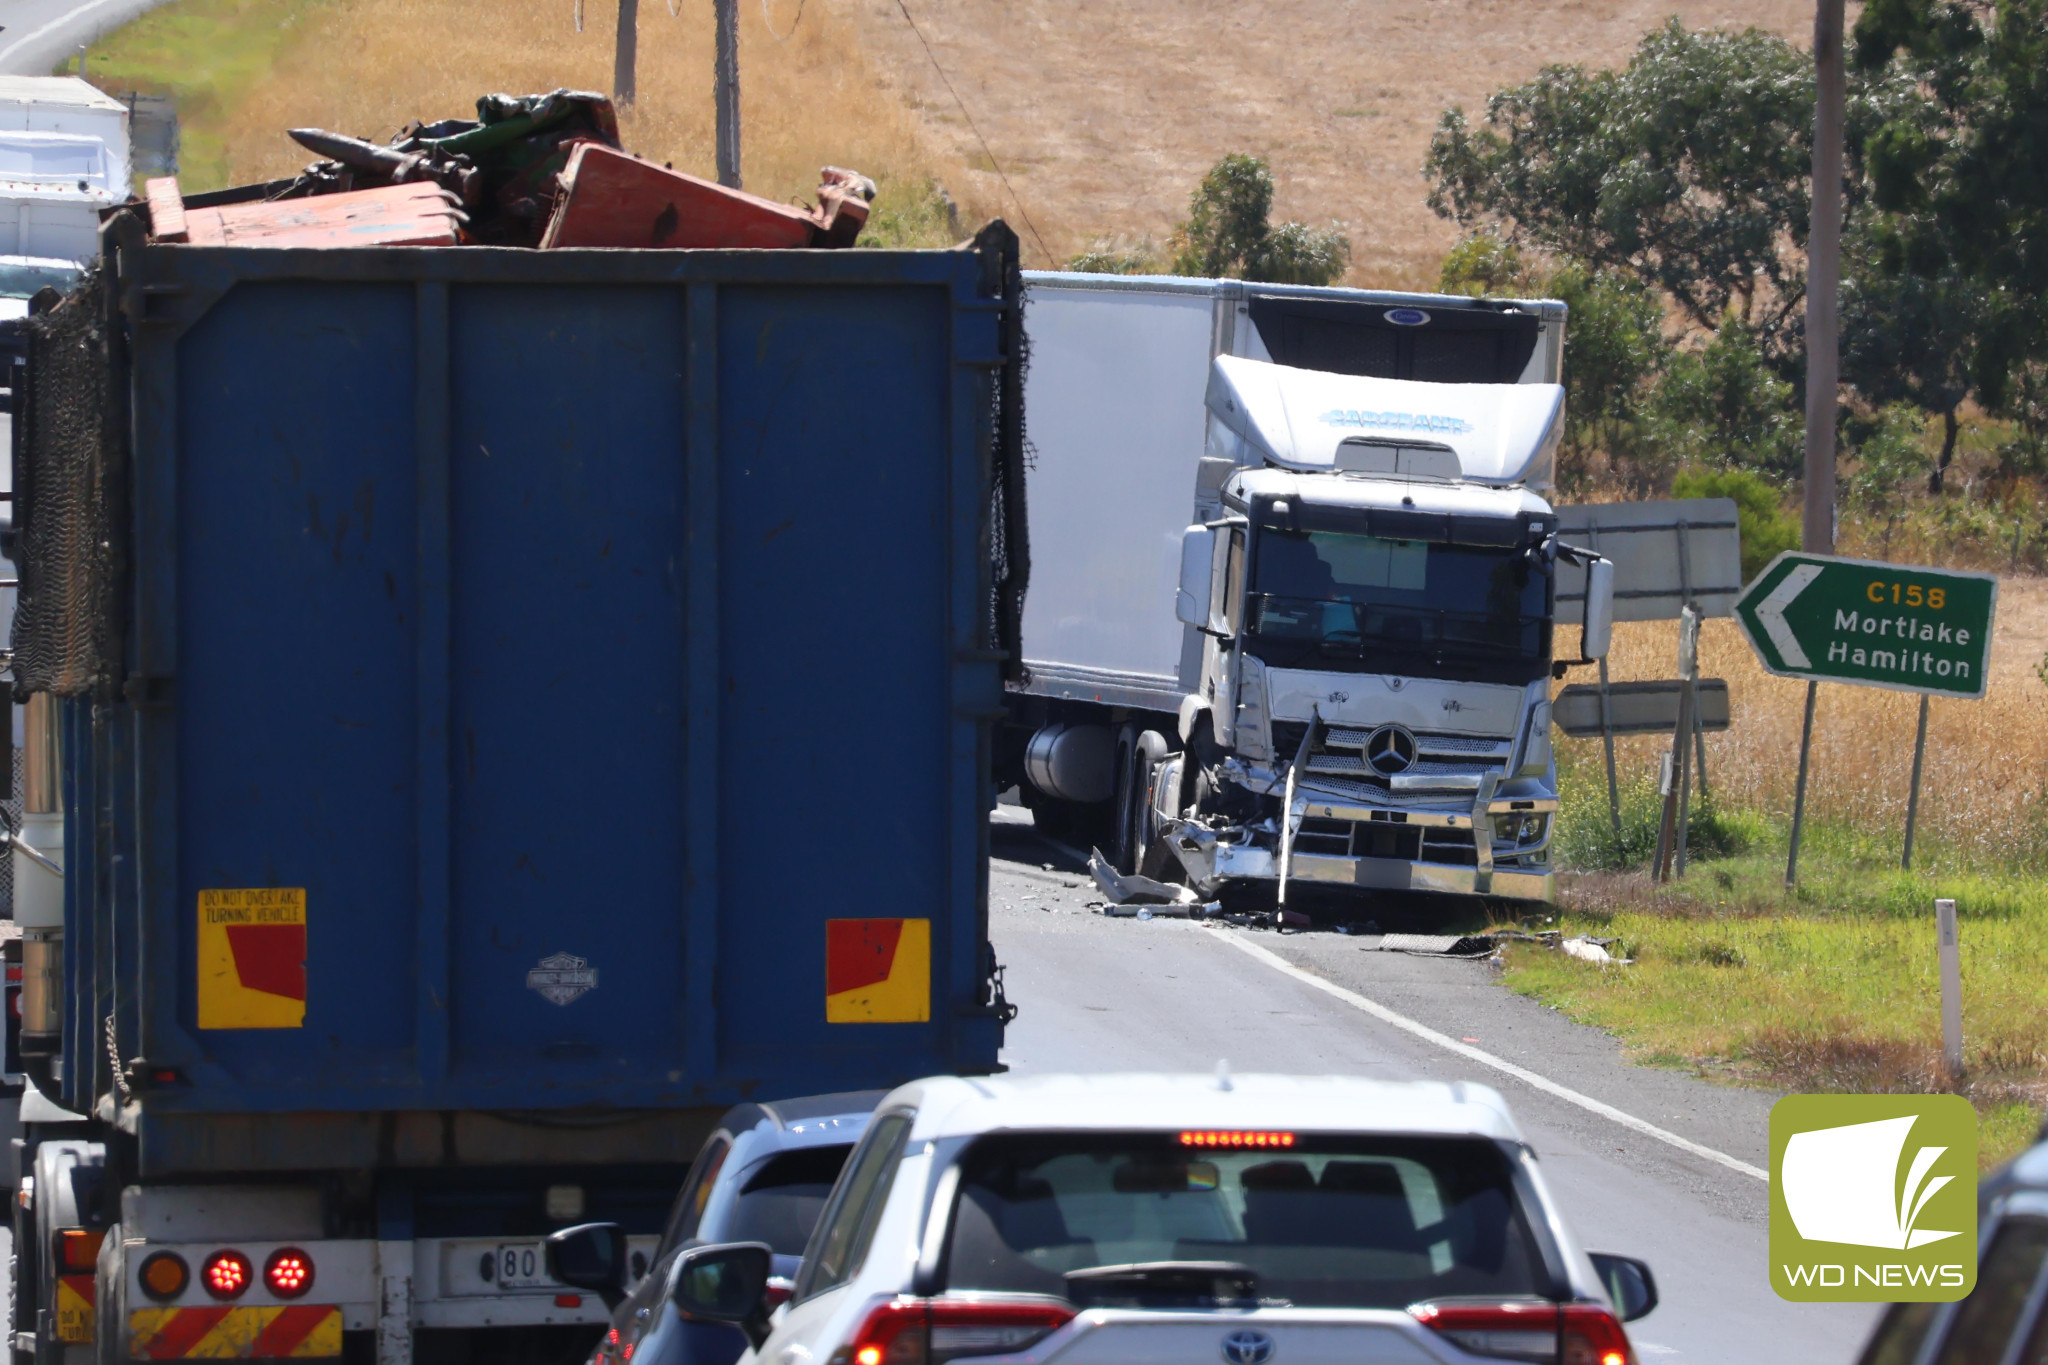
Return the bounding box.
[0,0,167,75]
[988,805,1881,1365]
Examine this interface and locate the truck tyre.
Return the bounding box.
[1112,730,1172,875]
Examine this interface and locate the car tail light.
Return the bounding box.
[58,1229,105,1272]
[202,1250,253,1300]
[1559,1304,1634,1365]
[1178,1131,1296,1149]
[1409,1300,1634,1365]
[140,1251,190,1301]
[766,1275,795,1310]
[833,1297,1076,1365]
[264,1247,315,1298]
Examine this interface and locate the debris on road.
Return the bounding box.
[1088,847,1198,906]
[1376,933,1498,957]
[135,89,878,252]
[1561,935,1634,965]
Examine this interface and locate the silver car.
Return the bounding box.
[557,1073,1658,1365]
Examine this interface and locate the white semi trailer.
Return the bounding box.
[1002,273,1614,909]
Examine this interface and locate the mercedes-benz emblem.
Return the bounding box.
[1364,724,1418,776]
[1220,1329,1275,1365]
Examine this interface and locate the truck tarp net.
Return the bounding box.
[10,265,123,699]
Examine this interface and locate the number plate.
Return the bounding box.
[492,1243,551,1290]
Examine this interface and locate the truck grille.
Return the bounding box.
[1272,722,1514,799]
[1292,817,1480,865]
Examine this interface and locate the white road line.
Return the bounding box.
[1215,930,1770,1182]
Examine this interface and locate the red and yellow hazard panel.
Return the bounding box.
[825,918,930,1023]
[128,1306,340,1359]
[198,888,307,1029]
[56,1273,95,1342]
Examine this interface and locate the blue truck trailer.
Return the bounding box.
[4,215,1026,1363]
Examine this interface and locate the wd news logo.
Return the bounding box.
[1770,1095,1977,1302]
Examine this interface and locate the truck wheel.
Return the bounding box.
[1112,731,1172,875]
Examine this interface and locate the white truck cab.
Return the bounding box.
[1002,275,1613,909]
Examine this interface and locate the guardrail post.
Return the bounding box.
[1935,898,1962,1080]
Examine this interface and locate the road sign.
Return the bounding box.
[1555,498,1744,623]
[1553,679,1731,737]
[1734,553,1997,699]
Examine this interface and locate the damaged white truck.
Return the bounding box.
[1000,274,1614,909]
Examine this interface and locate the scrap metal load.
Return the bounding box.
[138,87,876,250]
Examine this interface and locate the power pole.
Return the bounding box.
[1803,0,1845,554]
[614,0,640,106]
[714,0,741,187]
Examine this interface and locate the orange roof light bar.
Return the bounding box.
[1177,1131,1297,1148]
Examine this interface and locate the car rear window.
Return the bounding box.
[942,1132,1544,1309]
[725,1145,855,1256]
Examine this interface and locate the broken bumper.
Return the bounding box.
[1166,825,1554,903]
[1219,843,1553,901]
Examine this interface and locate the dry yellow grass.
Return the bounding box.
[1575,576,2048,869]
[203,0,996,226]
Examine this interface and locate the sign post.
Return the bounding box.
[1734,553,1997,881]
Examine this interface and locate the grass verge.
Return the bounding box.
[76,0,340,192]
[1504,829,2048,1168]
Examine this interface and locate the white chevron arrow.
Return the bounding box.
[1758,562,1824,668]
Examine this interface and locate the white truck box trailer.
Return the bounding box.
[0,77,130,265]
[1003,273,1614,911]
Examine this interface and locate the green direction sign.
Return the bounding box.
[1734,553,1997,699]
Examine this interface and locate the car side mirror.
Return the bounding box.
[1589,1252,1658,1322]
[544,1222,628,1310]
[1581,556,1614,661]
[671,1242,775,1348]
[1177,525,1218,631]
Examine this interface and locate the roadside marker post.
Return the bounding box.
[1936,898,1962,1078]
[1733,553,1997,882]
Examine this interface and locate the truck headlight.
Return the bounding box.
[1492,814,1547,845]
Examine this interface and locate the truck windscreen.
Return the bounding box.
[1247,526,1551,685]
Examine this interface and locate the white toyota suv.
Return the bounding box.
[547,1073,1657,1365]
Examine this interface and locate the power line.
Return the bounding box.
[888,0,1051,264]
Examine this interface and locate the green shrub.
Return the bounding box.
[1671,466,1800,581]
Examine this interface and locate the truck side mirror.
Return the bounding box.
[670,1242,775,1348]
[1581,557,1615,660]
[544,1221,628,1309]
[1177,525,1218,631]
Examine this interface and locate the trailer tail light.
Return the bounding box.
[202,1250,253,1299]
[140,1251,190,1302]
[264,1247,315,1298]
[1408,1300,1634,1365]
[58,1229,105,1272]
[833,1297,1076,1365]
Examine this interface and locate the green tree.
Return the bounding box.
[1670,466,1800,581]
[1542,261,1668,486]
[1426,22,1816,343]
[1643,320,1802,476]
[1438,233,1528,296]
[1853,0,2048,419]
[1171,155,1351,285]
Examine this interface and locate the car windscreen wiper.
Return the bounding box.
[1064,1261,1260,1309]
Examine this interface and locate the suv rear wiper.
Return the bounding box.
[1064,1261,1259,1309]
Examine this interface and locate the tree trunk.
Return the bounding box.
[1929,407,1959,494]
